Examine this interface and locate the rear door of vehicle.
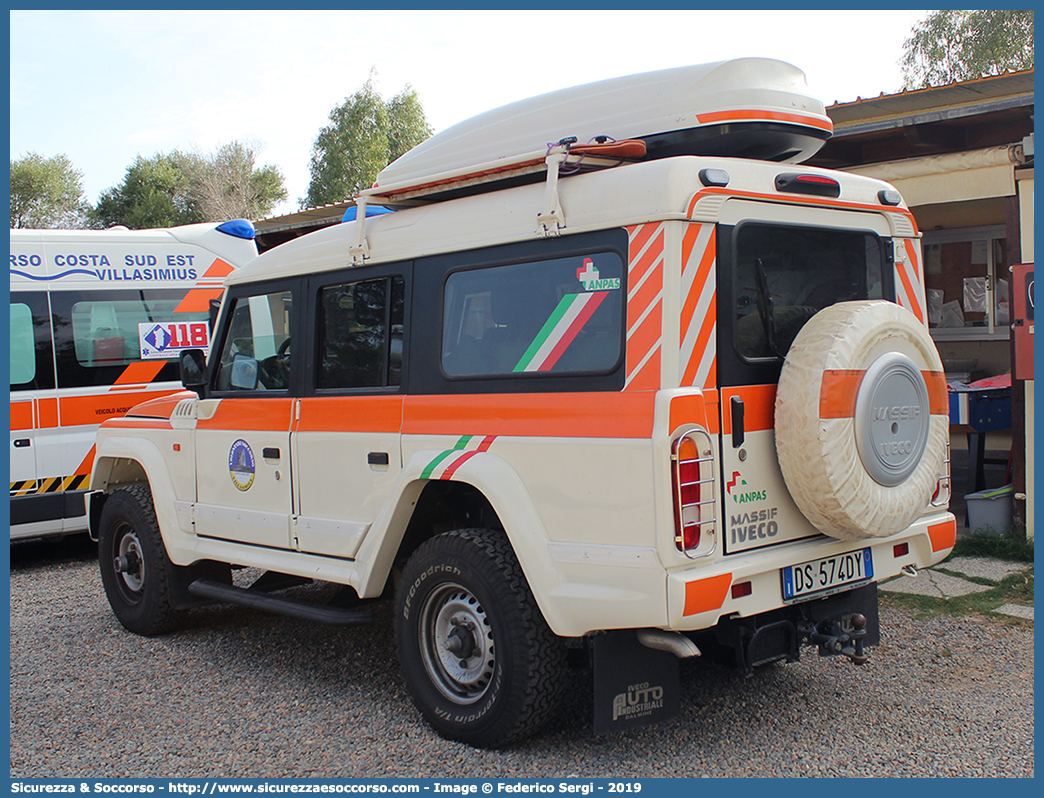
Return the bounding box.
[714,200,895,554]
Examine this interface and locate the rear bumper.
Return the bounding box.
[666,511,956,631]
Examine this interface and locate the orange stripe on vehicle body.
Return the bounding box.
[59,392,165,428]
[896,244,924,323]
[99,418,174,431]
[174,287,224,314]
[669,393,716,434]
[113,360,167,387]
[928,518,957,552]
[202,257,235,279]
[38,397,59,428]
[195,398,295,431]
[297,396,404,433]
[10,402,34,431]
[680,225,717,388]
[403,392,656,439]
[686,187,919,233]
[721,385,776,434]
[683,572,733,616]
[625,224,664,391]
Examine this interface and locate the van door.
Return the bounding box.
[713,201,894,554]
[193,285,297,549]
[291,269,408,559]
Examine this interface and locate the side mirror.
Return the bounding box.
[180,349,209,397]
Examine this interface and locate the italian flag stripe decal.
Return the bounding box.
[421,435,497,480]
[513,292,608,373]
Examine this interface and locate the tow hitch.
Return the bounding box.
[801,613,869,665]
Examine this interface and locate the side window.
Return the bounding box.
[10,292,55,391]
[317,276,404,390]
[441,253,623,377]
[70,298,209,368]
[214,290,294,392]
[9,303,38,386]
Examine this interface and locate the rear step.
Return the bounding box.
[188,578,373,626]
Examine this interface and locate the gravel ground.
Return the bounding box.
[9,534,1034,779]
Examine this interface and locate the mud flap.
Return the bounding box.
[592,630,681,735]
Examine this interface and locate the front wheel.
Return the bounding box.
[394,529,566,747]
[98,485,183,636]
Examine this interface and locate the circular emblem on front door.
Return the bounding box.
[228,439,256,491]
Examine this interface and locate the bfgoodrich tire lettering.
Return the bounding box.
[394,529,567,747]
[775,301,948,539]
[98,485,183,636]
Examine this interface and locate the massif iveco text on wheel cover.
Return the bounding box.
[87,58,957,747]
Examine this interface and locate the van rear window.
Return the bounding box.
[441,253,623,378]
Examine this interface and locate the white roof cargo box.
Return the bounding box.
[369,58,832,204]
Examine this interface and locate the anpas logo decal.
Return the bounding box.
[228,439,255,491]
[576,258,620,291]
[726,470,767,503]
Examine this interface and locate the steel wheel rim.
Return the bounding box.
[418,582,495,705]
[114,523,145,600]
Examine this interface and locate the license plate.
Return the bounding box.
[782,548,874,602]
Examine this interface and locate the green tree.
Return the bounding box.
[91,143,287,229]
[91,153,199,229]
[901,10,1034,89]
[10,152,89,229]
[183,141,287,222]
[305,73,433,208]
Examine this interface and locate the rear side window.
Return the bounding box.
[317,276,405,390]
[442,253,623,378]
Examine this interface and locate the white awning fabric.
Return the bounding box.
[846,146,1019,206]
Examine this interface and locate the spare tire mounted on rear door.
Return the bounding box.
[775,300,949,540]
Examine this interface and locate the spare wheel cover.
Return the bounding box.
[775,300,948,540]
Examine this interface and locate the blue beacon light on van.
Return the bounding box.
[216,219,256,240]
[342,205,395,223]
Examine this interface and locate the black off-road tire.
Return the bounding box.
[394,529,567,747]
[98,485,183,636]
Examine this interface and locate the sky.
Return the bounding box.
[10,9,928,219]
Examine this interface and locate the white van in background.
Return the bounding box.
[9,220,257,540]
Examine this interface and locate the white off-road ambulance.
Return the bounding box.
[10,220,257,540]
[88,59,956,746]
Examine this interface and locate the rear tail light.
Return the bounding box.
[671,431,717,557]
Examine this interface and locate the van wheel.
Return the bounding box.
[394,529,567,747]
[98,485,182,636]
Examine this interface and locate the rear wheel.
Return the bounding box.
[98,485,183,636]
[394,529,566,747]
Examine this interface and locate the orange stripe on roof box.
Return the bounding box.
[683,573,732,616]
[203,257,235,278]
[403,392,656,439]
[928,519,957,553]
[819,370,864,419]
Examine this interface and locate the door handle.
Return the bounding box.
[730,396,745,448]
[368,452,390,466]
[14,439,31,448]
[262,447,280,460]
